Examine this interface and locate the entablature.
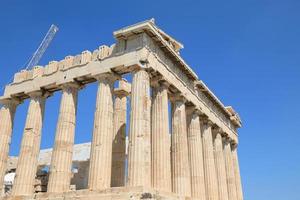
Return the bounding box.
[1,46,144,100]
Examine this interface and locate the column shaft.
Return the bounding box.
[47,84,78,193]
[201,119,219,200]
[111,89,127,187]
[171,98,191,197]
[88,76,115,190]
[232,146,243,200]
[127,69,151,187]
[0,100,17,195]
[12,93,46,196]
[224,140,238,200]
[214,132,229,200]
[151,83,171,192]
[187,111,206,199]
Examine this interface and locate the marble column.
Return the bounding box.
[12,92,47,196]
[213,129,229,200]
[88,74,116,190]
[171,96,191,197]
[151,81,171,192]
[0,99,18,195]
[111,79,130,187]
[232,145,243,200]
[201,118,219,200]
[186,108,206,199]
[224,139,238,200]
[47,83,79,193]
[127,69,151,187]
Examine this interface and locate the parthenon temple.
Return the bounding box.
[0,19,243,200]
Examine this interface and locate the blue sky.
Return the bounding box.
[0,0,299,199]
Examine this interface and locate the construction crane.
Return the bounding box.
[0,24,59,94]
[25,24,59,70]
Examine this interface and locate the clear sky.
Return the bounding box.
[0,0,299,199]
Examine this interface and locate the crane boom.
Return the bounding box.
[26,24,59,69]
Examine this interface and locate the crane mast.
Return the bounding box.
[26,24,59,69]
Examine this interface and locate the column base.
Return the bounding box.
[2,187,192,200]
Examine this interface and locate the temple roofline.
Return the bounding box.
[114,19,241,127]
[114,18,184,52]
[113,18,198,80]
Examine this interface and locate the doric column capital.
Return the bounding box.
[214,131,223,140]
[133,66,152,74]
[160,80,170,89]
[194,107,204,116]
[223,137,235,146]
[150,74,162,88]
[169,93,187,103]
[231,142,238,149]
[60,82,82,91]
[27,91,52,99]
[114,90,130,97]
[213,126,227,138]
[151,74,170,89]
[94,72,121,84]
[0,97,21,109]
[212,127,223,140]
[200,116,214,127]
[186,106,203,117]
[213,126,223,134]
[114,79,131,97]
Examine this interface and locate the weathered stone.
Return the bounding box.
[13,70,28,83]
[232,146,244,200]
[127,69,151,187]
[0,99,18,195]
[88,74,116,190]
[12,92,47,196]
[43,61,58,76]
[201,119,219,200]
[47,83,79,193]
[60,56,74,71]
[224,140,238,200]
[111,79,130,187]
[170,96,191,197]
[213,130,229,200]
[98,45,111,60]
[151,81,171,192]
[81,51,92,64]
[186,109,206,199]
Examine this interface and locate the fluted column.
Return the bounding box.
[171,96,191,197]
[12,92,47,196]
[232,145,243,200]
[151,81,171,192]
[127,69,151,187]
[224,139,237,200]
[213,130,229,200]
[47,83,79,193]
[88,74,117,190]
[201,118,219,200]
[186,108,206,199]
[111,79,130,187]
[0,99,18,195]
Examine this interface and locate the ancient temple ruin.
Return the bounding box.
[0,19,243,200]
